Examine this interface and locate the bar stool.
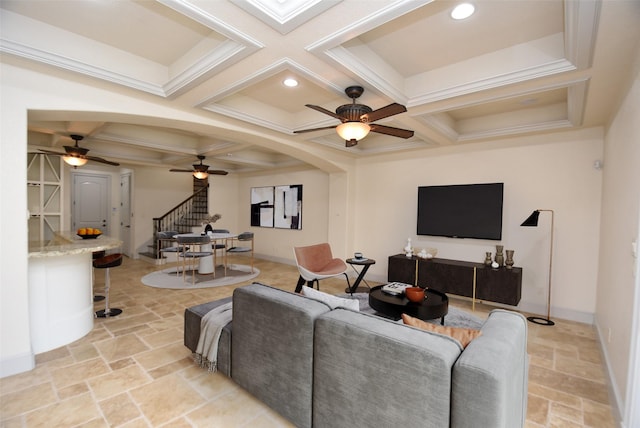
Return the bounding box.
[92,250,106,302]
[93,253,123,318]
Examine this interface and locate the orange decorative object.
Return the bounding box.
[405,287,425,303]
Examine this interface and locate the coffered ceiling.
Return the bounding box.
[2,0,639,173]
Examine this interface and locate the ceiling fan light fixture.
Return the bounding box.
[63,155,88,167]
[336,122,370,142]
[193,170,209,180]
[451,3,475,20]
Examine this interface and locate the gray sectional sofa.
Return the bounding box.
[184,282,528,428]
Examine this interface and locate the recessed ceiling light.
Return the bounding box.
[451,3,475,20]
[283,78,299,87]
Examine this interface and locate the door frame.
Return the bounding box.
[119,172,133,258]
[71,171,112,236]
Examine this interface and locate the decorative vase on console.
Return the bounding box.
[404,238,413,258]
[484,252,493,266]
[495,245,504,267]
[505,250,515,269]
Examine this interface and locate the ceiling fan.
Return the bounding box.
[38,134,120,167]
[170,155,228,179]
[294,86,414,147]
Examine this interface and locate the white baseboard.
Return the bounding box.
[0,351,35,379]
[594,315,624,427]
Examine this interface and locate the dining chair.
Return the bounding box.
[227,232,254,272]
[156,230,183,275]
[176,235,213,285]
[210,228,230,270]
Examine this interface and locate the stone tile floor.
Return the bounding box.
[0,256,616,427]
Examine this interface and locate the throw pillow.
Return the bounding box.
[301,286,360,311]
[401,313,481,348]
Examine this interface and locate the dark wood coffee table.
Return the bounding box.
[369,285,448,324]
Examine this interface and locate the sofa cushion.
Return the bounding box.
[313,309,462,428]
[183,297,232,376]
[301,285,359,311]
[451,309,528,428]
[401,313,481,348]
[231,282,331,428]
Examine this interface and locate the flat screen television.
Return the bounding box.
[417,183,504,240]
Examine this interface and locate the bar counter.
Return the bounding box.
[28,232,122,353]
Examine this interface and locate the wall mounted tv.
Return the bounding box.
[417,183,504,240]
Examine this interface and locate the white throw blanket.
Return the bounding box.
[194,302,233,372]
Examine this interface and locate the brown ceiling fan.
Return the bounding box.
[170,155,228,179]
[37,134,120,167]
[294,86,414,147]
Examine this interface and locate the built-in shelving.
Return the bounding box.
[27,153,64,241]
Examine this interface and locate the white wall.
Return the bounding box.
[351,129,604,322]
[596,64,640,423]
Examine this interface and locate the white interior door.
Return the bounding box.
[72,173,110,235]
[120,173,132,257]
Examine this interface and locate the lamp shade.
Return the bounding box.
[520,210,541,226]
[63,155,88,167]
[193,171,208,180]
[336,122,370,142]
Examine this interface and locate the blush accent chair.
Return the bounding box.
[293,243,350,293]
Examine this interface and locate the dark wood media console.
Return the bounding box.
[387,254,522,306]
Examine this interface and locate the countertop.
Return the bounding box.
[28,231,122,258]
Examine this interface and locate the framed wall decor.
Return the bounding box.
[250,184,302,229]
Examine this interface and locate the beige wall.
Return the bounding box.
[236,169,331,262]
[350,130,604,322]
[596,63,640,419]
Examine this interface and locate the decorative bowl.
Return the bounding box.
[78,233,101,239]
[405,287,425,303]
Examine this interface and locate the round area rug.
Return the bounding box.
[142,264,260,289]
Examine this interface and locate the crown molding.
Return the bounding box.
[456,120,573,142]
[564,0,601,70]
[0,39,166,96]
[163,40,253,98]
[228,0,342,35]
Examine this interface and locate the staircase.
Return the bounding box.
[138,179,209,263]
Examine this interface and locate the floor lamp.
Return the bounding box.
[521,209,555,326]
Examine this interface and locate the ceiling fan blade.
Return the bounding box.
[362,103,407,122]
[369,124,414,139]
[85,155,120,166]
[207,170,229,176]
[293,125,338,134]
[37,149,64,156]
[305,104,344,121]
[169,168,194,172]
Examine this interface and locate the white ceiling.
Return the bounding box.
[2,0,639,173]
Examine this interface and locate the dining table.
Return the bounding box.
[175,232,238,276]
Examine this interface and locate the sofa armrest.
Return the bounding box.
[184,297,232,352]
[451,309,529,428]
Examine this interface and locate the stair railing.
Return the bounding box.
[152,184,209,257]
